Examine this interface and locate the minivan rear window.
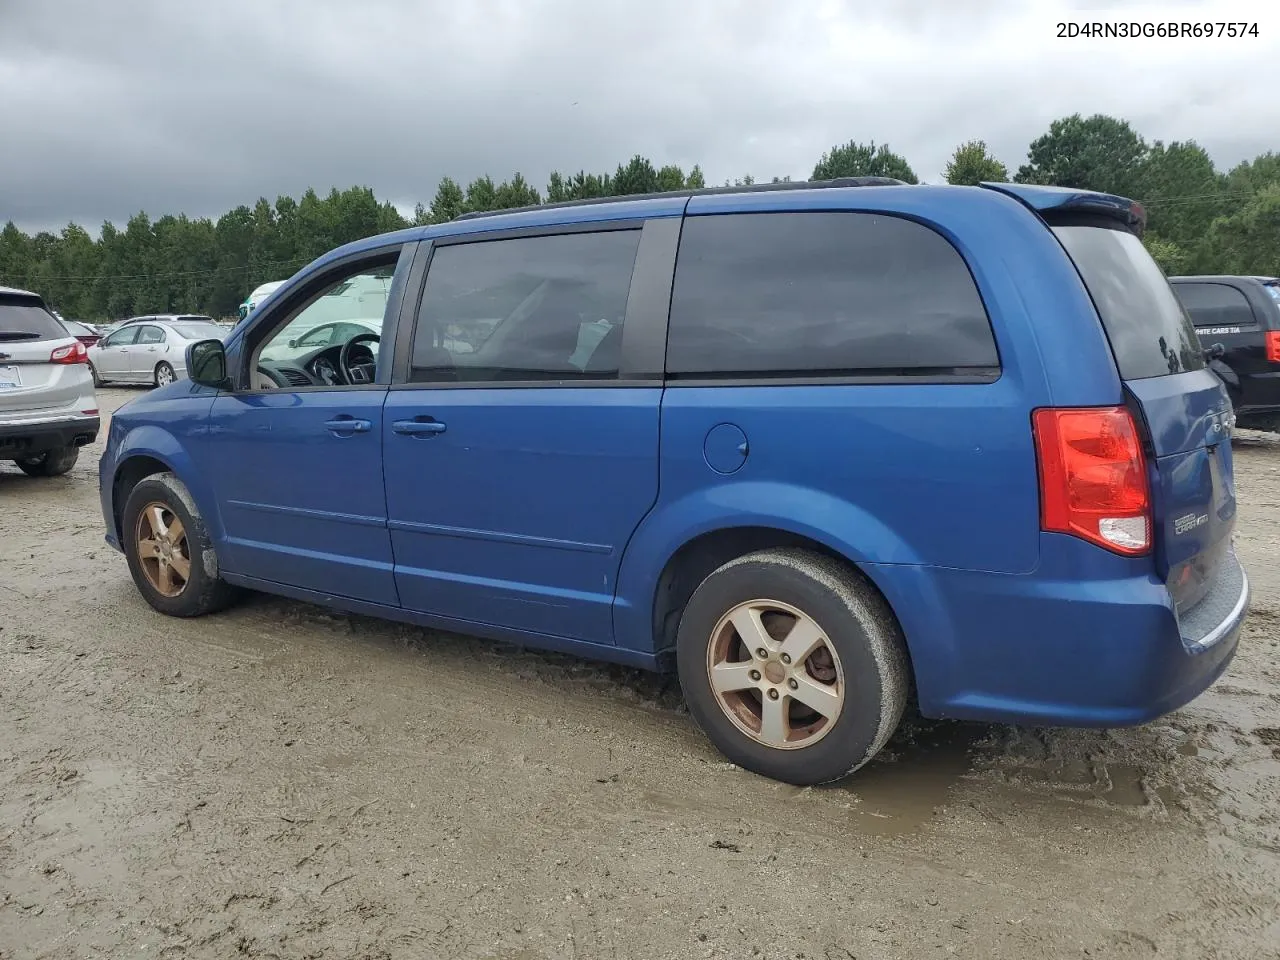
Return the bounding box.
[0,295,66,342]
[1053,226,1205,380]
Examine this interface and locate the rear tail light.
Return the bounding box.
[50,340,88,365]
[1033,406,1151,556]
[1266,330,1280,364]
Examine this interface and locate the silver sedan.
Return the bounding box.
[88,316,228,387]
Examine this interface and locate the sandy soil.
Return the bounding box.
[2,387,1278,960]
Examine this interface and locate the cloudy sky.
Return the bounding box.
[2,0,1277,233]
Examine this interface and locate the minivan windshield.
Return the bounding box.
[1053,225,1205,380]
[0,296,66,341]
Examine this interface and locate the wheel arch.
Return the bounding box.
[641,525,917,699]
[110,454,174,544]
[109,429,222,549]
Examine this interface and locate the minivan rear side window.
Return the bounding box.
[665,212,999,379]
[1174,282,1257,329]
[1053,226,1205,380]
[0,295,66,342]
[411,230,641,383]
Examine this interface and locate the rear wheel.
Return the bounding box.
[122,472,238,617]
[154,362,176,387]
[15,445,79,477]
[676,548,909,785]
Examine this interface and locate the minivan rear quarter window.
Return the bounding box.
[1053,225,1205,380]
[0,295,66,341]
[665,212,999,379]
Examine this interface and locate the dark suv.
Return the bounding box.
[1170,275,1280,431]
[98,179,1248,785]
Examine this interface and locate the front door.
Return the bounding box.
[383,226,663,644]
[95,325,140,380]
[202,251,407,605]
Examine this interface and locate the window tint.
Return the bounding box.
[1172,283,1256,329]
[0,295,66,341]
[1053,226,1204,380]
[104,326,141,347]
[664,212,998,378]
[411,230,641,383]
[136,325,166,344]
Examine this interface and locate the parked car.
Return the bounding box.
[1169,275,1280,432]
[1,286,99,476]
[98,179,1248,785]
[88,315,228,387]
[60,318,103,348]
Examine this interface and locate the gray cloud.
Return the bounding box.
[2,0,1277,233]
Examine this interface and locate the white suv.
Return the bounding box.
[0,286,99,477]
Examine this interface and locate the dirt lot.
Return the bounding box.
[2,387,1279,960]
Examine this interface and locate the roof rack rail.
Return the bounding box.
[451,176,909,222]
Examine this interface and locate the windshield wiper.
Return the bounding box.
[0,332,43,341]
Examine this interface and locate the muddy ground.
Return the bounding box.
[1,387,1278,960]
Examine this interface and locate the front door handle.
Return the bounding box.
[324,416,372,436]
[392,417,446,437]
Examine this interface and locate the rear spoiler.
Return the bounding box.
[979,182,1146,237]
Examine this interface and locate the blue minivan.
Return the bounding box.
[99,178,1249,785]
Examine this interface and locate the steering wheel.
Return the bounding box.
[339,332,380,385]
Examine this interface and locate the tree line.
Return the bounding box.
[2,113,1277,321]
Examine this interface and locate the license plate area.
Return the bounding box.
[0,364,21,388]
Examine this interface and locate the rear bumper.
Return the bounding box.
[0,414,99,458]
[871,537,1247,727]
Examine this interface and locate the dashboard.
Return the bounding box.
[257,338,378,389]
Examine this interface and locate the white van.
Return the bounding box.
[238,281,286,322]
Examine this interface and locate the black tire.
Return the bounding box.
[676,548,909,786]
[154,362,176,388]
[16,445,79,477]
[89,361,103,387]
[121,471,238,617]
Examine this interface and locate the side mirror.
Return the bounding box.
[1203,342,1226,362]
[187,339,229,388]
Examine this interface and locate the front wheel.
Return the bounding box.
[89,361,103,387]
[15,445,79,477]
[121,472,238,617]
[676,548,909,785]
[154,362,176,387]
